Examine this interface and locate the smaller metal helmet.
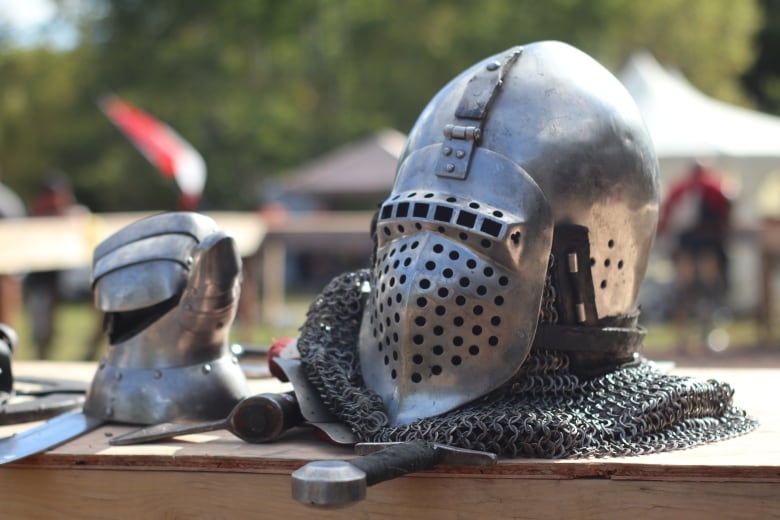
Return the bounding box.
[360,41,659,426]
[84,212,248,424]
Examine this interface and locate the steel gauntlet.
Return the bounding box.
[85,212,248,425]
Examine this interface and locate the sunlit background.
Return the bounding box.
[1,0,779,363]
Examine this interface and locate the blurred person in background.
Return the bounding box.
[24,171,88,359]
[657,160,734,355]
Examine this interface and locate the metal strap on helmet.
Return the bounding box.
[434,47,522,180]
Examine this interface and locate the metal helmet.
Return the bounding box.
[359,41,659,426]
[84,212,249,424]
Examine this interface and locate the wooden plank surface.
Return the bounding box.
[1,362,778,519]
[0,211,266,274]
[2,362,777,478]
[3,468,778,520]
[264,210,374,250]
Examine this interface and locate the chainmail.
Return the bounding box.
[297,269,758,458]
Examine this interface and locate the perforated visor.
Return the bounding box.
[360,147,553,425]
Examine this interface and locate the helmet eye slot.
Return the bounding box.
[433,206,453,222]
[413,203,429,217]
[377,192,508,244]
[456,211,477,228]
[104,294,180,344]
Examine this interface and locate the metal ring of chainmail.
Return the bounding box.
[296,269,758,458]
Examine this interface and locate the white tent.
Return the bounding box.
[619,52,780,312]
[620,51,780,159]
[619,52,780,223]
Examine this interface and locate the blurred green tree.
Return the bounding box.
[0,0,763,211]
[743,0,780,113]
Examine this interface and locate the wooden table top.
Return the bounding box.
[2,361,778,519]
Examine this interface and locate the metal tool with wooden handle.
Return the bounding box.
[109,391,303,445]
[291,440,497,507]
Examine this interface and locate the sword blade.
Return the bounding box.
[0,409,104,464]
[0,393,85,425]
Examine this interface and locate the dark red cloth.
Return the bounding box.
[658,165,731,236]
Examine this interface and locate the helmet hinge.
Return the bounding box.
[435,47,523,180]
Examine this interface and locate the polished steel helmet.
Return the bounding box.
[84,212,249,424]
[359,41,659,426]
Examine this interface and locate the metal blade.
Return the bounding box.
[0,393,86,425]
[109,419,226,446]
[0,409,104,464]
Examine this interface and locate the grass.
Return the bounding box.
[643,317,778,354]
[7,298,779,362]
[15,301,105,361]
[11,299,309,362]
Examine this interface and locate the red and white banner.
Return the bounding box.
[99,94,206,209]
